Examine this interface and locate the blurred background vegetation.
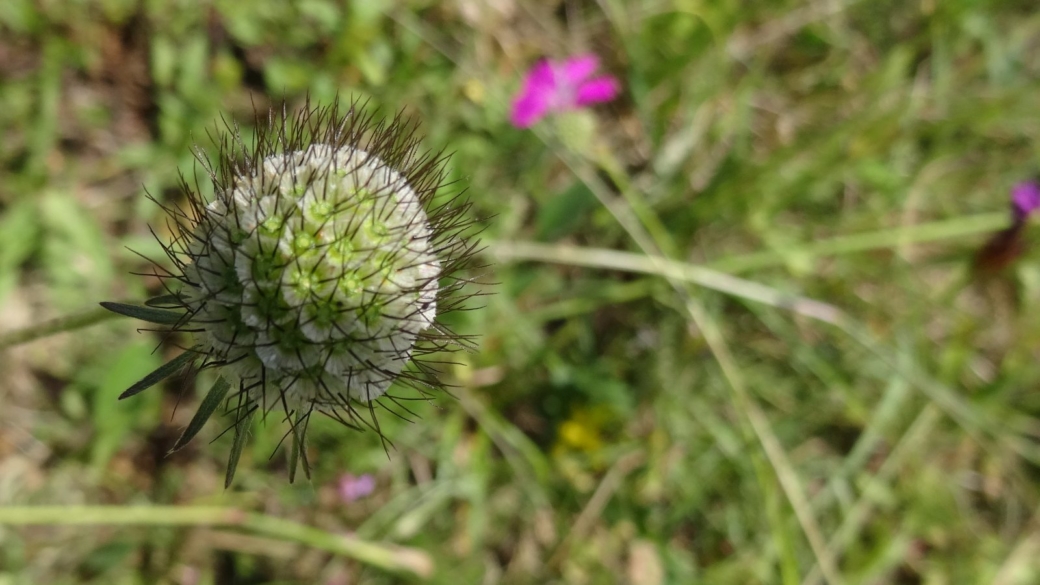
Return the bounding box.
[1,0,1040,583]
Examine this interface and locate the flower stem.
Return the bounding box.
[0,305,120,350]
[0,505,433,577]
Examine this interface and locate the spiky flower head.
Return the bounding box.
[102,99,481,486]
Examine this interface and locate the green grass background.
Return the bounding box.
[2,0,1040,583]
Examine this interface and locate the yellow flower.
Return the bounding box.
[555,407,610,453]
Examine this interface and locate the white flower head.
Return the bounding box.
[103,99,482,486]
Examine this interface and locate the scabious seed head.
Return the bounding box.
[187,142,443,405]
[104,99,482,486]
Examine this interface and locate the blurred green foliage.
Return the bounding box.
[1,0,1040,584]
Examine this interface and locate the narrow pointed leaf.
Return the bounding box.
[170,376,231,453]
[288,425,300,484]
[225,406,256,488]
[145,293,186,308]
[118,350,196,400]
[100,301,188,325]
[288,410,312,484]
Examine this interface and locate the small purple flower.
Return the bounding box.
[510,54,620,128]
[338,473,375,503]
[1012,181,1040,219]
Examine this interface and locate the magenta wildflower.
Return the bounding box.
[338,473,376,503]
[1011,181,1040,219]
[974,179,1040,274]
[510,54,620,128]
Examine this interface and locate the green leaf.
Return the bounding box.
[100,301,188,325]
[78,540,135,579]
[535,180,598,241]
[86,341,164,471]
[170,376,231,453]
[39,190,115,309]
[225,405,256,489]
[0,197,41,304]
[118,350,196,400]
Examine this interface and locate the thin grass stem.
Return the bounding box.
[0,505,433,577]
[0,305,119,350]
